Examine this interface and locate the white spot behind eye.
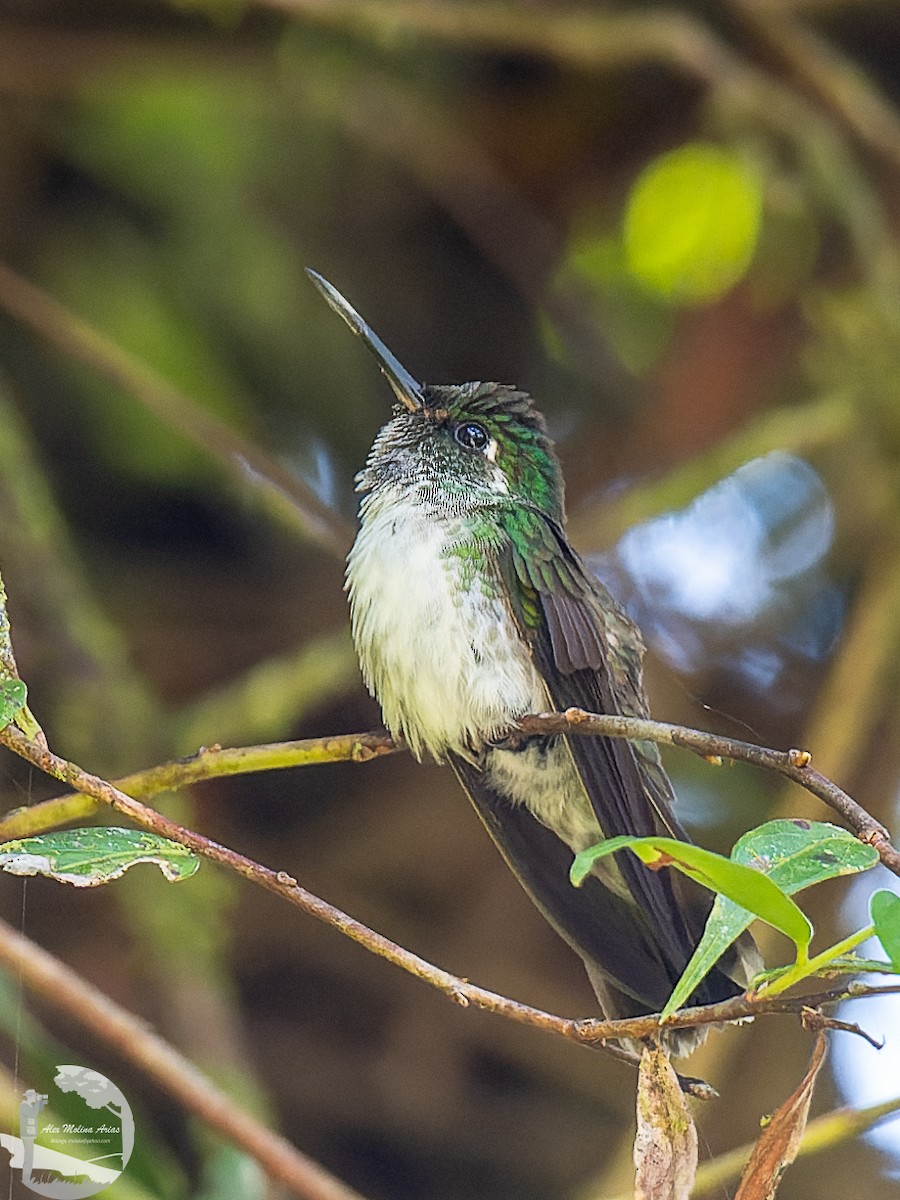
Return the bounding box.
[485,438,499,463]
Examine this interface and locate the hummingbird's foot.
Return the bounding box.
[485,728,529,752]
[485,729,557,757]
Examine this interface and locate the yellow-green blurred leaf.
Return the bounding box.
[624,143,763,304]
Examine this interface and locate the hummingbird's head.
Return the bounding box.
[307,271,565,521]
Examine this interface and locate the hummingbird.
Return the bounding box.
[308,270,759,1054]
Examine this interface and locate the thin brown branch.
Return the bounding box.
[0,724,895,1069]
[0,262,353,558]
[4,708,896,876]
[518,708,900,876]
[799,1005,883,1049]
[0,913,366,1200]
[0,732,400,839]
[0,723,636,1070]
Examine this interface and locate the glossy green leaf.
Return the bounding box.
[0,679,27,728]
[0,571,45,743]
[732,819,879,881]
[871,890,900,967]
[624,142,763,304]
[0,828,199,887]
[663,820,879,1016]
[571,833,812,951]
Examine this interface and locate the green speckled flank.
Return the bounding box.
[514,577,542,630]
[443,544,480,593]
[442,523,504,599]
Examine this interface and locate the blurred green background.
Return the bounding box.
[2,1,900,1197]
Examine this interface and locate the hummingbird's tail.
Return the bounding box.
[585,925,760,1057]
[450,751,761,1057]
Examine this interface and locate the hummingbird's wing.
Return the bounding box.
[449,750,685,1013]
[499,512,751,1003]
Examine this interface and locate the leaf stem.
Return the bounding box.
[761,924,876,997]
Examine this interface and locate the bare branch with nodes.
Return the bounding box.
[517,708,900,875]
[3,705,894,873]
[0,716,896,1104]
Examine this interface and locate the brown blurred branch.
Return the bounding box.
[0,912,368,1200]
[0,723,896,1074]
[264,1,743,84]
[0,262,353,557]
[0,21,262,97]
[788,546,900,788]
[730,0,900,175]
[276,0,900,196]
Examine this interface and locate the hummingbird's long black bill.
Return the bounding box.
[306,269,424,412]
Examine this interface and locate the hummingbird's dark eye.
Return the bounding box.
[454,421,489,452]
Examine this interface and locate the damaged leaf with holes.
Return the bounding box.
[0,827,200,886]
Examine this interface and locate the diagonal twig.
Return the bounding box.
[0,722,895,1075]
[0,912,367,1200]
[0,262,353,557]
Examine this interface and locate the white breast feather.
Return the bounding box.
[347,490,547,761]
[346,487,621,885]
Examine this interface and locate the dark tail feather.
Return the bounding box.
[450,753,760,1056]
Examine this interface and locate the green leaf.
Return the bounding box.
[624,142,763,304]
[571,833,812,952]
[0,679,27,727]
[0,828,199,887]
[663,820,879,1016]
[871,890,900,967]
[0,571,46,743]
[12,702,44,742]
[732,818,879,881]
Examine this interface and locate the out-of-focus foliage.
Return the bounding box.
[872,890,900,967]
[2,2,900,1198]
[623,143,763,304]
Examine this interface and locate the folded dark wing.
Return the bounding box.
[500,512,744,1003]
[450,752,680,1011]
